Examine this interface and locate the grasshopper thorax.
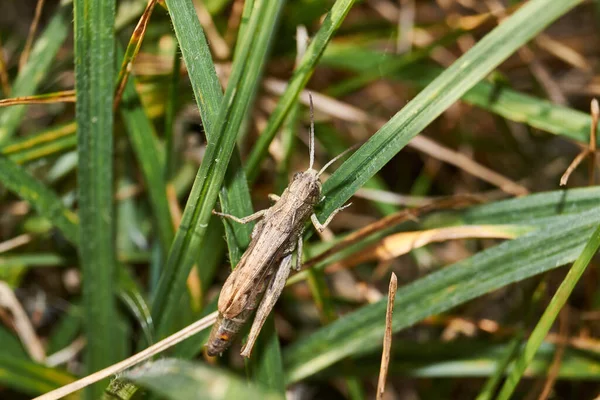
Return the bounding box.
[289,168,321,205]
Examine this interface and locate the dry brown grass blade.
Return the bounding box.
[18,0,46,71]
[328,225,520,272]
[376,272,397,400]
[33,311,218,400]
[0,282,45,362]
[0,90,76,107]
[560,99,599,186]
[302,196,479,270]
[113,0,158,111]
[0,36,11,96]
[0,233,33,253]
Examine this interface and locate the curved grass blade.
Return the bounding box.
[0,3,70,143]
[123,359,284,400]
[0,355,75,397]
[244,0,356,182]
[0,157,78,243]
[496,223,600,399]
[73,0,118,395]
[283,205,600,382]
[318,0,584,220]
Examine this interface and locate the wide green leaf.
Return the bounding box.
[124,359,284,400]
[73,0,119,395]
[284,205,600,382]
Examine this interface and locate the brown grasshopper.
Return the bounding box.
[206,95,353,357]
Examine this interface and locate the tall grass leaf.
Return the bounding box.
[0,355,75,396]
[73,0,118,395]
[319,0,584,219]
[0,157,78,243]
[244,0,356,182]
[283,205,600,382]
[124,358,284,400]
[119,64,174,254]
[0,3,70,143]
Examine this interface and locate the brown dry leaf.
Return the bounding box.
[329,225,525,272]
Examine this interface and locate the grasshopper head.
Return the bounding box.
[290,169,321,205]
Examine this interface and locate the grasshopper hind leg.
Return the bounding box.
[240,254,293,358]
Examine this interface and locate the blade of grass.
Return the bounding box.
[322,45,593,145]
[153,0,279,338]
[496,223,600,399]
[0,355,75,397]
[74,0,118,396]
[0,3,70,143]
[319,339,600,379]
[123,359,284,400]
[0,157,78,243]
[318,0,584,220]
[164,45,181,181]
[244,0,356,182]
[283,205,600,382]
[119,58,173,255]
[159,0,254,285]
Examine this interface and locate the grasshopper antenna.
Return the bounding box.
[317,143,360,177]
[308,92,315,170]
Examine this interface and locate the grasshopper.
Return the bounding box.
[206,95,353,357]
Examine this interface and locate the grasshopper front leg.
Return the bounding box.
[212,209,266,224]
[310,203,352,232]
[240,254,293,358]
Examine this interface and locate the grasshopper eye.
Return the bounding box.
[293,172,302,180]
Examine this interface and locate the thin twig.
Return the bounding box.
[18,0,46,71]
[376,273,397,400]
[396,0,415,54]
[0,282,45,362]
[560,99,598,186]
[0,233,32,253]
[0,90,76,107]
[33,311,218,400]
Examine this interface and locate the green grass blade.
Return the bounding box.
[124,359,284,400]
[153,0,278,338]
[319,339,600,380]
[0,4,71,143]
[161,0,253,271]
[119,67,173,254]
[0,355,75,396]
[496,223,600,399]
[244,0,356,182]
[318,0,584,220]
[74,0,118,395]
[323,44,593,144]
[0,157,78,243]
[283,205,600,382]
